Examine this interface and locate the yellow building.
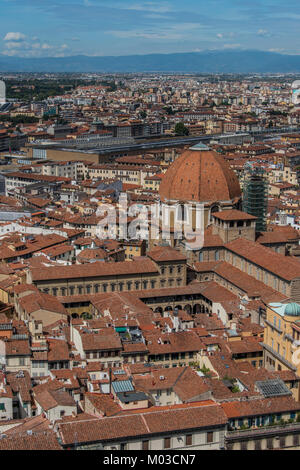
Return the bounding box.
[143,174,162,191]
[121,240,146,260]
[263,302,300,400]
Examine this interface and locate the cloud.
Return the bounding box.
[4,41,24,50]
[108,29,182,40]
[123,2,172,13]
[41,43,53,50]
[257,29,270,37]
[222,43,241,49]
[268,48,285,53]
[108,22,207,41]
[3,32,26,41]
[1,38,71,58]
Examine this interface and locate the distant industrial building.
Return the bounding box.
[0,80,6,105]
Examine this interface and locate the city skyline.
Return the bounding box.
[2,0,300,58]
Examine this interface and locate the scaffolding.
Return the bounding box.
[242,165,268,232]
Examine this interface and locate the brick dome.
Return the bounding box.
[159,144,241,203]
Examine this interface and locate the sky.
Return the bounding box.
[1,0,300,58]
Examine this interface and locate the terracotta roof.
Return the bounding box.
[5,339,31,357]
[81,331,122,352]
[85,393,122,417]
[133,366,210,402]
[202,226,223,248]
[145,330,204,355]
[57,403,227,445]
[225,238,300,281]
[147,246,186,262]
[228,338,263,355]
[159,147,241,203]
[213,210,257,221]
[19,291,68,317]
[3,414,51,435]
[34,388,76,411]
[6,370,32,403]
[30,258,158,281]
[0,431,61,450]
[193,260,288,303]
[47,338,70,362]
[257,226,300,244]
[221,396,300,418]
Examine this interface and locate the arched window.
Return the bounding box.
[176,204,187,222]
[210,205,219,222]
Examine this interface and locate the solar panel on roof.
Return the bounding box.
[112,380,134,394]
[256,379,291,398]
[114,369,126,375]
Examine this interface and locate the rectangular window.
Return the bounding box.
[164,437,171,449]
[267,438,273,450]
[206,432,214,443]
[142,440,149,450]
[279,436,286,448]
[185,434,192,446]
[254,440,261,450]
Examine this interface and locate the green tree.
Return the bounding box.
[163,106,175,115]
[174,122,189,136]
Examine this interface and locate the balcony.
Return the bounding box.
[265,319,283,334]
[261,342,297,371]
[284,333,294,342]
[226,421,300,441]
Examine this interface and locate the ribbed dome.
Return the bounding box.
[159,145,241,203]
[284,303,300,316]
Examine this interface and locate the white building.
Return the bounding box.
[292,80,300,106]
[0,81,6,105]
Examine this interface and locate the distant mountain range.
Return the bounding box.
[2,50,300,73]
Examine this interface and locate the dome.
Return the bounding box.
[159,144,241,203]
[284,303,300,316]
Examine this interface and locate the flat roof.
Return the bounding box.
[268,302,287,317]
